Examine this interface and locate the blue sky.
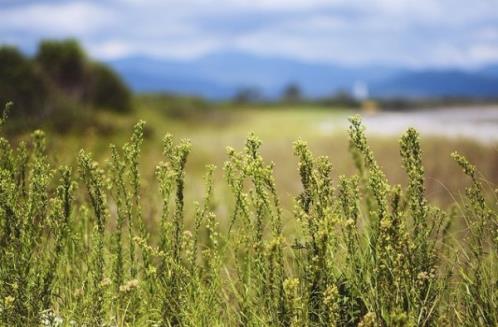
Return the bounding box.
[1,0,498,68]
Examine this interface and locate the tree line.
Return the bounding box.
[0,39,131,125]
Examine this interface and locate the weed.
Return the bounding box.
[0,103,496,326]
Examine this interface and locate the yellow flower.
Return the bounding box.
[283,278,299,295]
[100,277,112,288]
[358,312,377,327]
[147,265,157,276]
[120,279,140,293]
[74,288,84,297]
[417,271,429,280]
[345,218,355,227]
[323,285,339,306]
[4,295,15,307]
[380,218,392,229]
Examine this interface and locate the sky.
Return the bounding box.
[1,0,498,68]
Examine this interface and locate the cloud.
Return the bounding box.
[89,40,132,59]
[0,0,497,67]
[88,37,222,60]
[0,2,115,35]
[469,45,498,63]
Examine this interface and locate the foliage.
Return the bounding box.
[282,83,302,103]
[0,47,50,118]
[0,39,132,130]
[36,39,86,94]
[0,106,496,326]
[85,62,132,113]
[233,87,263,104]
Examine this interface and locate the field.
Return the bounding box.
[17,99,498,207]
[0,98,497,326]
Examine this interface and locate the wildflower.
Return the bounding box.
[133,236,144,245]
[380,217,392,229]
[100,277,112,288]
[283,278,300,294]
[267,236,283,252]
[74,288,84,297]
[119,279,140,293]
[358,312,378,327]
[147,265,157,276]
[323,285,340,325]
[4,296,14,308]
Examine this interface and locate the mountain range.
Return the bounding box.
[108,51,498,99]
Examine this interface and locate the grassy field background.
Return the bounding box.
[6,97,495,238]
[2,96,497,325]
[18,97,496,208]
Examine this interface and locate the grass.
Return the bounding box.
[9,100,497,206]
[0,100,497,326]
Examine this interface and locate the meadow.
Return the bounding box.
[0,99,497,326]
[11,96,497,208]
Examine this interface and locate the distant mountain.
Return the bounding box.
[108,56,235,98]
[108,51,498,99]
[109,52,402,99]
[371,70,498,98]
[478,64,498,79]
[189,52,402,97]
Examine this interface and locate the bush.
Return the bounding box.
[35,39,86,95]
[85,63,132,113]
[0,40,133,130]
[233,87,262,104]
[282,83,302,103]
[0,112,496,325]
[139,93,216,121]
[0,46,49,118]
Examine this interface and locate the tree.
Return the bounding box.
[0,40,132,125]
[282,83,302,103]
[36,39,132,112]
[0,46,49,117]
[35,39,86,96]
[233,87,262,104]
[85,63,132,112]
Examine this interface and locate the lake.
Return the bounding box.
[319,105,498,144]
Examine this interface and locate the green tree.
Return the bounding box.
[282,83,302,103]
[233,87,262,104]
[0,46,49,117]
[85,63,132,112]
[35,39,86,96]
[0,39,132,127]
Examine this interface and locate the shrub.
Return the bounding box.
[0,46,49,118]
[0,105,496,326]
[282,83,302,103]
[0,40,132,131]
[84,62,132,112]
[35,39,86,95]
[36,39,132,113]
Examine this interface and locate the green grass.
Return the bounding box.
[0,100,497,326]
[13,100,496,207]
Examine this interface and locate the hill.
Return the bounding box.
[109,51,498,100]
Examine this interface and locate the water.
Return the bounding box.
[319,106,498,144]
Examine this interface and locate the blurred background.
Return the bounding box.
[1,0,497,205]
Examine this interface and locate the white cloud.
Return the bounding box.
[0,2,115,35]
[119,0,343,11]
[87,37,222,60]
[224,0,341,11]
[474,27,498,41]
[0,0,498,67]
[469,44,498,63]
[88,40,132,59]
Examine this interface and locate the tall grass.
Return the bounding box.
[0,103,496,326]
